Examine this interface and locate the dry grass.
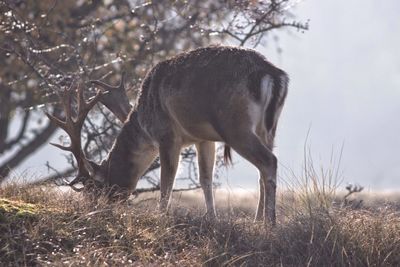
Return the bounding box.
[1,183,399,267]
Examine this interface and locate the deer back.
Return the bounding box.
[134,46,288,145]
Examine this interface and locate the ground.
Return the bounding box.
[0,184,399,266]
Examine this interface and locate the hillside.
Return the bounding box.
[1,184,400,266]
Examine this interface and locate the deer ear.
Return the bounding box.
[90,73,132,122]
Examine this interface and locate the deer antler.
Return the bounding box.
[90,72,132,122]
[46,81,102,191]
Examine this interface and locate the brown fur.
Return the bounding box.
[94,46,288,224]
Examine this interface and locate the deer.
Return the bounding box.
[46,46,288,225]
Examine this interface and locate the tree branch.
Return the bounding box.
[3,110,31,152]
[30,167,76,186]
[0,122,58,182]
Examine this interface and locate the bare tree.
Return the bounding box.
[0,0,308,188]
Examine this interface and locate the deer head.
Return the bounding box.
[46,75,132,192]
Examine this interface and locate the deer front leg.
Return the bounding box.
[195,141,217,219]
[159,141,181,212]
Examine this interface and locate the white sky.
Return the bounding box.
[224,0,400,191]
[8,0,400,191]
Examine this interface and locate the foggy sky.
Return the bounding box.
[226,0,400,191]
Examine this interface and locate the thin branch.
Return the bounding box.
[133,184,202,195]
[0,122,58,182]
[3,110,31,152]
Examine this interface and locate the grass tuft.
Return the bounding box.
[0,182,399,266]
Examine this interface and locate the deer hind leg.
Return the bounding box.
[255,130,273,221]
[195,141,217,219]
[255,177,265,221]
[159,140,182,212]
[227,132,277,225]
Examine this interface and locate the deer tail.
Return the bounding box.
[223,144,232,165]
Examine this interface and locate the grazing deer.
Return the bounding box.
[47,46,288,224]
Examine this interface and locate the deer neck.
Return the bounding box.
[104,111,158,191]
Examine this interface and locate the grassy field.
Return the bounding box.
[1,183,399,267]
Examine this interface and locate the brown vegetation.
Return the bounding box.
[1,184,399,266]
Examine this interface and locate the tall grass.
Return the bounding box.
[1,149,399,266]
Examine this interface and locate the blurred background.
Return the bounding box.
[1,0,399,191]
[229,0,400,192]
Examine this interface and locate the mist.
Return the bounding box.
[11,0,400,191]
[226,0,400,191]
